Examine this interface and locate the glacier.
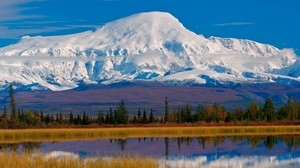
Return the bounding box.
[0,11,298,91]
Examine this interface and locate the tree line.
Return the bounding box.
[1,84,300,128]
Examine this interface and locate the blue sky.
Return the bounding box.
[0,0,299,55]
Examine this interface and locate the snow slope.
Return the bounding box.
[0,12,298,91]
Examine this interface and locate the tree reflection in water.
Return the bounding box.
[0,142,41,153]
[2,135,300,156]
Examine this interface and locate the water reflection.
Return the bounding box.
[2,136,300,167]
[0,142,41,153]
[2,135,300,158]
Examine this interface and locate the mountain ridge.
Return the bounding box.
[0,11,298,91]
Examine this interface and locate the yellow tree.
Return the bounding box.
[248,101,260,121]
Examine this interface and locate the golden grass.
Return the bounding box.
[0,125,300,143]
[0,152,157,168]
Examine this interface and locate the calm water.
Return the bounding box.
[2,136,300,167]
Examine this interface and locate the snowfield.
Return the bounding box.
[0,12,298,91]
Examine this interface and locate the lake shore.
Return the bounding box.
[0,152,158,168]
[1,125,300,143]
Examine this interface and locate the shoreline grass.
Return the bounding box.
[0,152,158,168]
[1,125,300,143]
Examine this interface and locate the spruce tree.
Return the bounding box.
[109,108,114,124]
[83,110,87,125]
[105,113,110,124]
[149,108,154,123]
[185,104,193,123]
[55,113,59,122]
[116,100,128,124]
[9,84,17,120]
[40,110,44,123]
[263,99,276,122]
[45,113,50,125]
[137,108,142,123]
[142,109,148,123]
[59,110,63,123]
[97,112,104,124]
[164,97,169,123]
[2,105,8,120]
[132,114,137,123]
[76,114,81,125]
[69,112,74,123]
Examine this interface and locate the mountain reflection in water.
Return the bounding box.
[1,135,300,167]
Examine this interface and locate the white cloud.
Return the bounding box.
[0,0,100,40]
[214,22,254,27]
[0,24,99,39]
[0,0,44,22]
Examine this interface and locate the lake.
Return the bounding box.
[1,135,300,167]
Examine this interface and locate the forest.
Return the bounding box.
[1,84,300,128]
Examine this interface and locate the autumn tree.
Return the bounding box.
[203,103,214,122]
[247,101,260,121]
[231,107,244,122]
[214,104,227,122]
[278,98,299,120]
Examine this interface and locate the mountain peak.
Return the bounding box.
[0,12,298,91]
[96,11,201,46]
[104,11,182,29]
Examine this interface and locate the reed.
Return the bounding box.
[0,125,300,143]
[0,152,157,168]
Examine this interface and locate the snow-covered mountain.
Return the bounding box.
[0,12,298,91]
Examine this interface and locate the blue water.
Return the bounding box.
[2,136,300,167]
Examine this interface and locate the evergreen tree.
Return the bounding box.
[18,109,21,120]
[59,110,63,122]
[114,110,118,124]
[137,108,142,123]
[142,109,148,123]
[109,108,115,124]
[176,108,182,123]
[132,113,137,124]
[185,104,193,123]
[69,112,74,123]
[231,107,244,122]
[195,104,205,122]
[82,110,87,125]
[97,112,104,124]
[115,100,128,124]
[40,110,44,123]
[76,114,81,125]
[2,105,8,120]
[278,98,298,120]
[263,99,276,122]
[50,114,54,123]
[164,97,169,123]
[105,113,110,124]
[9,84,17,120]
[55,113,59,122]
[149,108,154,123]
[86,114,89,124]
[45,113,50,125]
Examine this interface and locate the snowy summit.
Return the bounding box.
[0,12,298,91]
